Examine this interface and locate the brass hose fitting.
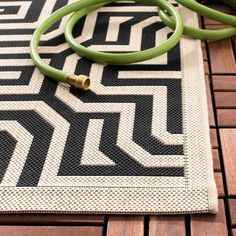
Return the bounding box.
[67,74,90,91]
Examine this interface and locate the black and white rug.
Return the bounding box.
[0,0,218,214]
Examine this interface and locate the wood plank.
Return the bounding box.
[0,214,104,226]
[107,216,144,236]
[232,229,236,236]
[0,226,102,236]
[213,76,236,91]
[218,110,236,127]
[215,172,225,197]
[215,92,236,108]
[149,215,185,236]
[204,61,210,75]
[204,20,227,28]
[212,149,221,171]
[220,129,236,196]
[204,24,230,30]
[228,199,236,226]
[210,129,218,148]
[208,39,236,74]
[191,200,227,236]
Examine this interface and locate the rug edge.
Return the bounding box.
[196,38,218,214]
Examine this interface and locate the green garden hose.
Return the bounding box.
[64,0,183,64]
[30,0,236,91]
[159,0,236,40]
[158,10,236,41]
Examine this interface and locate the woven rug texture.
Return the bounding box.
[0,0,218,214]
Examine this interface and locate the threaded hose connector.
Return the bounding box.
[67,74,90,91]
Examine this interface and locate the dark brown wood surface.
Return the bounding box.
[149,215,186,236]
[107,216,144,236]
[191,200,228,236]
[0,215,104,226]
[0,226,103,236]
[0,2,235,236]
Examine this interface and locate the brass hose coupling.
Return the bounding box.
[67,74,90,91]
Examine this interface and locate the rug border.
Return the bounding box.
[0,2,218,214]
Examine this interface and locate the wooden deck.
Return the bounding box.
[0,2,235,236]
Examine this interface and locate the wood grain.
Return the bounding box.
[210,129,218,148]
[191,200,227,236]
[232,229,236,236]
[218,110,236,127]
[107,216,144,236]
[205,24,234,30]
[220,129,236,196]
[0,215,104,226]
[228,199,236,226]
[0,2,235,235]
[215,172,225,197]
[208,39,236,74]
[215,92,236,108]
[213,76,236,91]
[0,226,102,236]
[212,149,221,171]
[204,61,209,75]
[149,215,185,236]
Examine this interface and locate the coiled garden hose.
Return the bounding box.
[159,0,236,40]
[30,0,236,91]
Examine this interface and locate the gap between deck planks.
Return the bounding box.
[0,215,104,226]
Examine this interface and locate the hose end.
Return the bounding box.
[67,74,90,91]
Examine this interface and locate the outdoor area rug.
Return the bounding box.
[0,0,218,214]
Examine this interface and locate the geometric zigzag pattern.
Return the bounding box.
[0,0,184,186]
[0,0,218,214]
